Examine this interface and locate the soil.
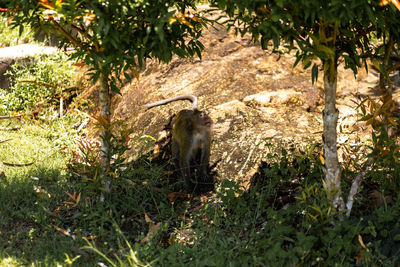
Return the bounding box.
[80,25,400,184]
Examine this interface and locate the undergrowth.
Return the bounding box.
[0,51,79,114]
[1,121,400,266]
[48,144,400,266]
[0,15,35,48]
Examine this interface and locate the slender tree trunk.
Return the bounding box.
[98,72,111,194]
[322,66,345,211]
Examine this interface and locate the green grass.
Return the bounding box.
[0,114,167,266]
[0,116,87,266]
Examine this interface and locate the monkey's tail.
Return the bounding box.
[144,94,198,110]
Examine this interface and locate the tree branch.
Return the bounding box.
[18,80,57,89]
[50,18,85,49]
[345,156,374,217]
[77,22,102,52]
[71,23,101,51]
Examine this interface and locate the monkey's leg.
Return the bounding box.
[172,139,180,173]
[179,147,195,192]
[198,145,211,182]
[181,159,194,192]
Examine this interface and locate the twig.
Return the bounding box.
[0,139,12,144]
[50,17,84,49]
[0,127,20,131]
[3,161,35,167]
[77,117,90,132]
[18,80,57,89]
[0,115,24,120]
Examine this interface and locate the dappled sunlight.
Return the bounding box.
[0,256,23,266]
[0,44,57,59]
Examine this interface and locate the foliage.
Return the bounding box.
[5,0,207,94]
[348,94,400,216]
[358,94,400,169]
[209,0,400,80]
[66,119,154,197]
[361,200,400,264]
[0,51,78,113]
[0,15,35,47]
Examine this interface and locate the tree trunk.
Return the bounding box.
[98,73,111,194]
[322,67,345,211]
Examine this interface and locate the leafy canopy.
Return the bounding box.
[6,0,206,92]
[210,0,400,81]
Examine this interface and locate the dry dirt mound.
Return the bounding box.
[83,25,395,182]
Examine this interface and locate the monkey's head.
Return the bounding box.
[195,110,212,127]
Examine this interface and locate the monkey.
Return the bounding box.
[145,94,213,192]
[172,109,212,192]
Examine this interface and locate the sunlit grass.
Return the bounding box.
[0,116,85,265]
[0,116,79,178]
[0,254,24,267]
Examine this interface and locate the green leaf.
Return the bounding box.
[311,64,318,84]
[393,234,400,241]
[123,72,131,82]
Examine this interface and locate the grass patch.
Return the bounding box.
[0,116,86,265]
